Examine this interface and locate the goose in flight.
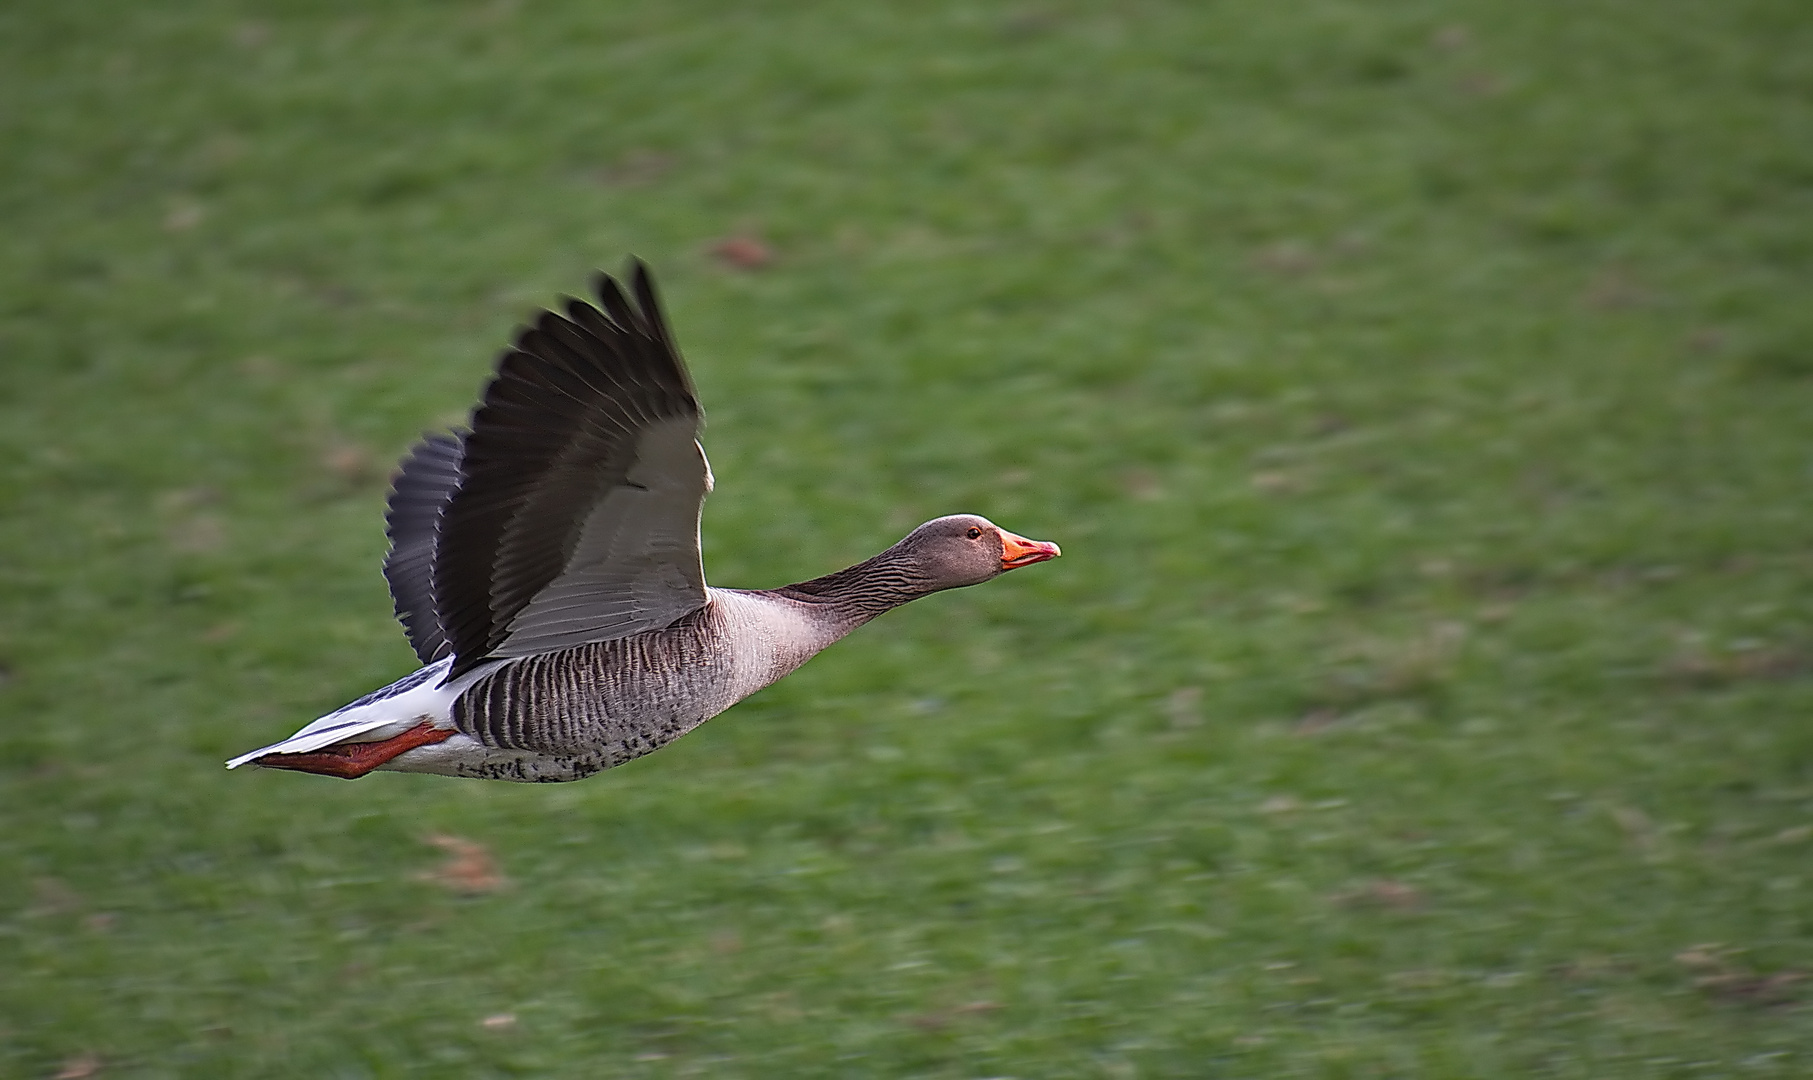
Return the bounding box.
[228,263,1060,782]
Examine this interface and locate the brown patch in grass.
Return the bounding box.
[710,236,773,270]
[321,441,376,486]
[1388,968,1449,989]
[1698,971,1805,1006]
[1293,708,1343,736]
[30,877,83,917]
[1250,241,1319,276]
[1431,25,1470,51]
[157,486,221,512]
[1332,879,1426,911]
[419,834,508,895]
[1311,412,1350,436]
[160,486,227,553]
[710,930,744,955]
[1676,944,1805,1007]
[1609,804,1662,856]
[1165,686,1203,729]
[1584,267,1653,310]
[1248,469,1301,494]
[200,621,241,644]
[1664,645,1808,687]
[1456,72,1504,97]
[1309,622,1467,711]
[595,150,675,187]
[55,1054,103,1079]
[232,22,271,48]
[1686,327,1727,354]
[163,202,205,232]
[1476,601,1515,623]
[1124,468,1164,500]
[167,514,225,553]
[1550,954,1635,981]
[905,1000,1002,1031]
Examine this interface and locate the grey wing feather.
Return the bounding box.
[383,432,464,663]
[434,261,710,679]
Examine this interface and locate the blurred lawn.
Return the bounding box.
[4,0,1813,1076]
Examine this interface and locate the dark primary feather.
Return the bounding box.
[383,432,464,663]
[433,262,703,679]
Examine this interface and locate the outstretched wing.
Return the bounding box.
[383,432,464,664]
[432,262,711,680]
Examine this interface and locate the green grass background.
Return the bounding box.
[4,0,1813,1075]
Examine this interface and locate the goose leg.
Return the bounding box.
[254,722,452,780]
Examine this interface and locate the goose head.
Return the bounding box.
[896,514,1061,592]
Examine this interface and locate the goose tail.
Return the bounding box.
[226,657,474,770]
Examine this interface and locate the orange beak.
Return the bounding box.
[998,528,1061,570]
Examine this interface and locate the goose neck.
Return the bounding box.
[772,545,931,627]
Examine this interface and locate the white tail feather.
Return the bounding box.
[226,657,498,769]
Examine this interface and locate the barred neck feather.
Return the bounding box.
[768,543,936,625]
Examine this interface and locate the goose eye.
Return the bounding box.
[966,527,983,540]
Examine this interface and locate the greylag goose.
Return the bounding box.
[227,263,1059,782]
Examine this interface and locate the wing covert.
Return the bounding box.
[433,262,710,679]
